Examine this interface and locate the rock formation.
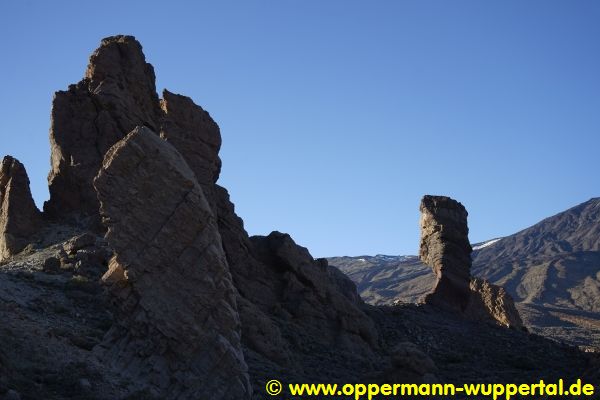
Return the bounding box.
[94,127,251,399]
[38,34,383,395]
[419,195,472,311]
[45,35,224,224]
[0,156,42,261]
[45,35,162,220]
[0,35,547,398]
[160,89,222,188]
[466,278,524,329]
[419,195,524,328]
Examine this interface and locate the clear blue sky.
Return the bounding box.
[1,1,599,257]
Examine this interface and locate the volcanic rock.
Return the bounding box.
[419,195,472,311]
[93,127,251,399]
[160,89,222,188]
[466,278,524,329]
[208,179,381,387]
[0,156,42,261]
[45,35,162,220]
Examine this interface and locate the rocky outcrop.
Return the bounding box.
[38,34,386,395]
[466,278,524,329]
[160,89,222,188]
[250,232,378,356]
[0,156,42,261]
[45,35,162,220]
[419,195,472,311]
[45,35,224,223]
[419,195,524,328]
[212,182,380,388]
[93,127,251,399]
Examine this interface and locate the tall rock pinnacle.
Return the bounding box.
[45,35,162,220]
[0,156,42,260]
[94,127,251,399]
[419,195,472,311]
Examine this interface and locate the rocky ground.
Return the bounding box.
[2,231,597,400]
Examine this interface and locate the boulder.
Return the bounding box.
[0,156,42,260]
[93,126,251,399]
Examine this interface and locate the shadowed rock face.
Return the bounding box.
[45,35,162,220]
[160,89,222,188]
[40,35,382,395]
[93,127,251,399]
[419,195,472,311]
[0,156,41,260]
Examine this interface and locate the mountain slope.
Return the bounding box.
[329,198,600,347]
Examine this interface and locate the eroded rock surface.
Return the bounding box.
[38,34,385,396]
[160,89,222,188]
[0,156,42,261]
[466,278,524,329]
[419,195,472,311]
[45,35,162,219]
[93,127,251,399]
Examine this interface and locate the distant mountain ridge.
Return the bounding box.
[329,198,600,348]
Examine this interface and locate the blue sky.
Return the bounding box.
[1,1,599,257]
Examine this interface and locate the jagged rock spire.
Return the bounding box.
[419,195,472,311]
[0,156,42,260]
[45,35,162,219]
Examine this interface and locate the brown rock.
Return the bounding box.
[160,89,222,187]
[466,278,525,329]
[45,35,162,219]
[419,195,472,311]
[250,232,378,360]
[0,156,42,260]
[93,126,251,399]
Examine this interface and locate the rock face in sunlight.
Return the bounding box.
[0,156,42,260]
[466,278,524,329]
[418,195,524,329]
[419,195,472,311]
[94,127,251,399]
